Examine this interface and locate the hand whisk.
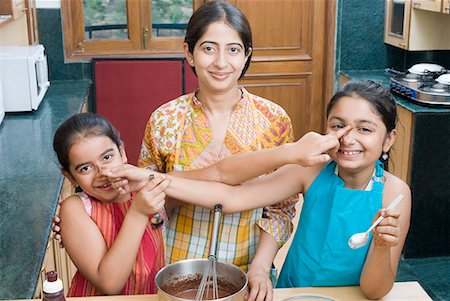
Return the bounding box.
[196,204,222,301]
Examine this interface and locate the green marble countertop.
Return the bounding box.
[0,80,90,300]
[340,70,450,114]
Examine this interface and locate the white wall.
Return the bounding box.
[36,0,60,9]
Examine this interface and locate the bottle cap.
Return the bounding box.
[43,271,63,294]
[46,271,58,282]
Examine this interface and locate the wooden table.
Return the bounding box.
[20,281,431,301]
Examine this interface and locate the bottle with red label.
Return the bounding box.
[43,271,66,301]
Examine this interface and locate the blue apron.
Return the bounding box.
[277,160,384,287]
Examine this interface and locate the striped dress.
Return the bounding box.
[67,192,165,296]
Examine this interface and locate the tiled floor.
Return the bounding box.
[396,257,450,301]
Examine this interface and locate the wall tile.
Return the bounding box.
[36,9,89,81]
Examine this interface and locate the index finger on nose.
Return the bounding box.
[332,125,352,140]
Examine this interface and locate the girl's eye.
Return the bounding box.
[79,165,92,174]
[358,127,373,133]
[103,154,113,162]
[330,124,344,130]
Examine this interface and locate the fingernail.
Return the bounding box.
[148,174,155,180]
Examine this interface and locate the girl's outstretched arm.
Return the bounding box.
[359,174,412,299]
[107,162,308,213]
[165,163,308,213]
[170,127,350,185]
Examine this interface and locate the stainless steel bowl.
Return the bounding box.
[155,258,248,301]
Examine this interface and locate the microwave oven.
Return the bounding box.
[0,80,4,125]
[0,44,50,112]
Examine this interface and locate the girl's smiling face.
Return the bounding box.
[63,135,128,202]
[327,96,396,172]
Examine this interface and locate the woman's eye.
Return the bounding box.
[229,47,240,54]
[203,46,215,53]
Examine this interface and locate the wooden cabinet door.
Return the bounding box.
[384,0,411,49]
[389,105,413,183]
[412,0,443,12]
[237,0,334,139]
[444,0,450,13]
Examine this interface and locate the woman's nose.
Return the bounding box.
[214,51,227,68]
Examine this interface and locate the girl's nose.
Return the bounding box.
[340,129,355,144]
[95,165,108,178]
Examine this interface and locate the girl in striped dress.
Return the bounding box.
[53,112,168,296]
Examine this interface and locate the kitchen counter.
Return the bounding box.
[0,80,90,300]
[2,282,433,301]
[339,69,450,113]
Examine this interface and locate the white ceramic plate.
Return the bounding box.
[408,63,445,75]
[436,73,450,85]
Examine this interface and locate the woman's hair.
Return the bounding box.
[53,112,122,172]
[326,80,397,166]
[185,0,252,79]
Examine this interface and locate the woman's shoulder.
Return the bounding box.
[150,92,195,119]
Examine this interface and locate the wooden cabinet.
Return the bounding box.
[412,0,443,12]
[0,0,25,20]
[389,105,413,183]
[235,0,334,138]
[412,0,450,12]
[445,0,450,13]
[384,0,450,50]
[34,178,78,298]
[384,0,411,49]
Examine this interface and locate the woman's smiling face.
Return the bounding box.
[327,96,395,172]
[186,20,251,94]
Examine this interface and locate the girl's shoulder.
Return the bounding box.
[60,193,91,218]
[382,171,412,207]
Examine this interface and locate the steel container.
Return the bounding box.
[155,258,248,301]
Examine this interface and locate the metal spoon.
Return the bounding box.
[348,194,404,249]
[148,174,164,228]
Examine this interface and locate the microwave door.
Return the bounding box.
[33,55,50,110]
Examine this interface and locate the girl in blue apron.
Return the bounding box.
[107,80,411,299]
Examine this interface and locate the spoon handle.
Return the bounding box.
[366,194,404,233]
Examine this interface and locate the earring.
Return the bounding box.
[382,152,389,160]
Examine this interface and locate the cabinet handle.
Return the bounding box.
[413,2,421,7]
[142,27,149,50]
[399,42,407,48]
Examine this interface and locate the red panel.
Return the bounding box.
[95,60,182,164]
[184,62,199,93]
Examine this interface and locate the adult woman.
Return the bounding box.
[138,1,296,300]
